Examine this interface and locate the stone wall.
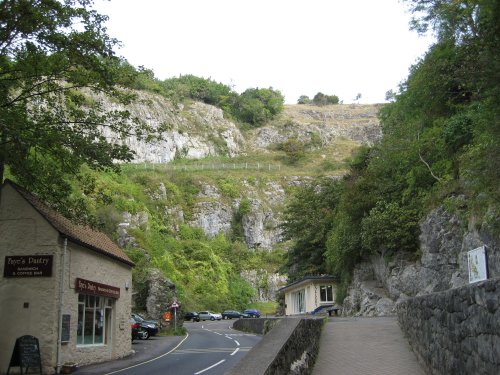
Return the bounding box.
[227,318,323,375]
[397,278,500,375]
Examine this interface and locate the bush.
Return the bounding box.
[312,92,339,106]
[232,87,284,127]
[279,138,306,164]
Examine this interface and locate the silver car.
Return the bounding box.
[198,311,222,321]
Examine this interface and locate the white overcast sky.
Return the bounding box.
[94,0,434,104]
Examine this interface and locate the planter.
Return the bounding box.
[61,363,78,374]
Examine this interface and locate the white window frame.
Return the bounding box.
[319,285,333,303]
[77,294,113,346]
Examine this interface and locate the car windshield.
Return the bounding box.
[133,314,145,322]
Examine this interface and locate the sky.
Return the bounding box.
[94,0,435,104]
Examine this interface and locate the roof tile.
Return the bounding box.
[4,180,134,267]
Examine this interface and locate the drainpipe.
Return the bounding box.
[56,237,68,374]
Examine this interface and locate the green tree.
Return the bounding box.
[161,74,234,106]
[0,0,165,219]
[234,87,284,126]
[312,92,339,106]
[297,95,311,104]
[281,178,342,281]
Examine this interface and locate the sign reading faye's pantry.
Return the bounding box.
[4,255,53,277]
[75,278,120,298]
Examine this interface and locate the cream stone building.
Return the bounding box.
[280,275,338,316]
[0,180,134,374]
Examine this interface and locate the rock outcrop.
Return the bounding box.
[98,91,245,163]
[144,269,176,320]
[343,206,500,316]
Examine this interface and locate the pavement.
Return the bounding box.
[76,334,186,375]
[312,316,426,375]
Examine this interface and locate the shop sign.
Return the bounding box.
[75,277,120,298]
[4,255,53,277]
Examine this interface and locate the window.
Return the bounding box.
[77,294,113,345]
[320,285,333,302]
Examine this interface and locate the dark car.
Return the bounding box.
[221,310,249,319]
[131,313,159,339]
[244,308,261,318]
[130,318,146,341]
[184,311,200,322]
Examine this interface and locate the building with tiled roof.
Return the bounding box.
[0,180,134,373]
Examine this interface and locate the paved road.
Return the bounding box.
[78,320,261,375]
[312,316,426,375]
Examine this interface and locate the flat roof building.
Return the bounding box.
[0,180,134,374]
[279,275,338,316]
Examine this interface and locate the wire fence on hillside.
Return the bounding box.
[125,162,282,172]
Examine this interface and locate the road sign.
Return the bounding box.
[171,302,179,309]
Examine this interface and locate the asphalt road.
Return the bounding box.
[78,319,261,375]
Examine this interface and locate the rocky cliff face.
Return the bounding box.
[342,206,500,316]
[98,91,245,162]
[249,104,382,151]
[97,91,381,162]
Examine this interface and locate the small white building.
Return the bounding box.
[280,275,338,316]
[0,180,134,374]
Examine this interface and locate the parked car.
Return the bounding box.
[131,313,159,339]
[198,311,222,321]
[244,308,261,318]
[221,310,249,319]
[130,318,146,341]
[184,311,200,322]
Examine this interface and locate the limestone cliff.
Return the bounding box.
[342,207,500,316]
[96,90,382,162]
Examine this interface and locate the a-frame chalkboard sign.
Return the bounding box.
[7,335,42,374]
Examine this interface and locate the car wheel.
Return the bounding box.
[210,317,215,321]
[142,331,149,340]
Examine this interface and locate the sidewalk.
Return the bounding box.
[76,335,185,375]
[312,316,426,375]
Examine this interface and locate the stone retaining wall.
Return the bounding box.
[397,277,500,375]
[226,317,324,375]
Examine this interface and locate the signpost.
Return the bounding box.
[171,301,179,331]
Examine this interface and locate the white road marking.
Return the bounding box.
[194,359,226,374]
[230,348,240,356]
[234,340,240,346]
[103,333,190,375]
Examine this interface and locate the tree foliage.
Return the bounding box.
[312,92,340,106]
[232,87,285,127]
[281,178,342,281]
[0,0,166,221]
[297,95,311,104]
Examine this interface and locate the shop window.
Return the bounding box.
[77,294,113,345]
[320,285,333,303]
